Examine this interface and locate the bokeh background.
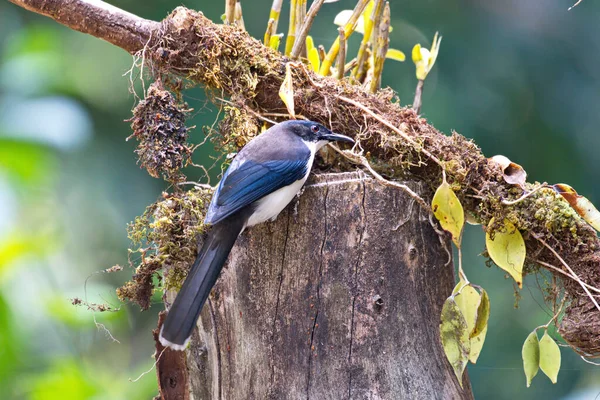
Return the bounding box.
[1,0,599,398]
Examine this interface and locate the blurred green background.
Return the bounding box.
[1,0,599,399]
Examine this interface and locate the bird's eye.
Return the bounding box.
[311,125,319,133]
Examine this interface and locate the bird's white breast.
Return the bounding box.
[246,177,308,227]
[245,141,324,228]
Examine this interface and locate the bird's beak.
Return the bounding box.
[320,132,355,144]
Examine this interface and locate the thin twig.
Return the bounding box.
[329,144,431,212]
[129,347,167,382]
[336,27,346,80]
[225,0,235,25]
[413,79,424,114]
[215,97,278,125]
[83,269,122,344]
[234,0,245,30]
[290,0,326,59]
[336,95,444,168]
[534,234,600,313]
[502,184,546,205]
[263,18,275,46]
[267,0,284,33]
[319,0,370,75]
[344,58,358,74]
[579,355,600,365]
[568,0,585,10]
[369,1,390,93]
[352,0,383,81]
[534,295,566,331]
[532,258,600,295]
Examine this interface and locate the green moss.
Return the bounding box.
[117,187,212,310]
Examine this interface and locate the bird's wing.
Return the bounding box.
[205,158,308,225]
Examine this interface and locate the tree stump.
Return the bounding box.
[176,172,473,399]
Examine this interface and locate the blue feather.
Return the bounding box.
[205,159,308,225]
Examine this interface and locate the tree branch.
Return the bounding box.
[9,0,600,357]
[7,0,161,54]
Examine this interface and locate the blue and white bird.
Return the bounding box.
[159,120,354,350]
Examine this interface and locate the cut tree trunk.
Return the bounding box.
[164,171,473,399]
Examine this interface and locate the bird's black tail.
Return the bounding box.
[159,214,246,350]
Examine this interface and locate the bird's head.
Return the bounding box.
[283,120,354,149]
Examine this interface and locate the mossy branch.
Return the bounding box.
[9,1,600,356]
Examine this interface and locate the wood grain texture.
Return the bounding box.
[186,171,473,399]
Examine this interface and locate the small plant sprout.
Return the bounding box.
[412,31,442,113]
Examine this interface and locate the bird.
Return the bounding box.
[159,120,354,350]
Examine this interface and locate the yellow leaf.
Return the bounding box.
[440,297,470,387]
[279,64,295,118]
[554,183,600,232]
[385,48,406,62]
[471,288,490,339]
[428,31,442,69]
[269,34,282,51]
[469,325,487,364]
[306,35,315,54]
[308,47,321,73]
[432,179,465,246]
[454,285,480,335]
[412,33,442,80]
[451,276,467,295]
[412,43,423,63]
[485,218,525,288]
[522,330,540,387]
[453,282,489,364]
[539,332,561,384]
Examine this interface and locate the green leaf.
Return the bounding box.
[471,288,490,339]
[539,332,561,384]
[431,179,465,246]
[440,297,470,387]
[522,330,540,387]
[385,48,406,62]
[469,325,487,364]
[485,218,525,287]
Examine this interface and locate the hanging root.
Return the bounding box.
[128,80,193,182]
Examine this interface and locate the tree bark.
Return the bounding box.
[180,172,473,399]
